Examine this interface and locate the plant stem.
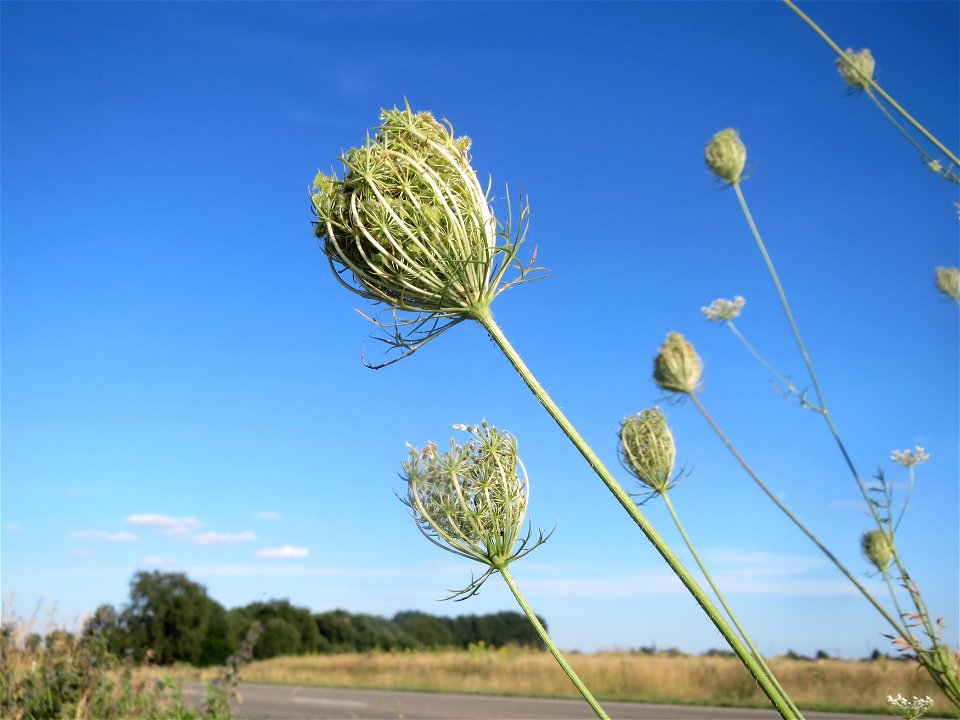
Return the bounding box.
[473,308,801,719]
[497,564,609,719]
[660,491,802,718]
[781,0,960,167]
[687,392,909,640]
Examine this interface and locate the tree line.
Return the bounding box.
[76,571,546,666]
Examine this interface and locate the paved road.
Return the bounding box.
[182,682,882,719]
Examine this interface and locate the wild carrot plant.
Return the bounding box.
[311,103,800,717]
[689,125,960,705]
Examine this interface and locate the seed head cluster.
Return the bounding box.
[836,48,876,91]
[619,408,677,495]
[402,422,545,597]
[312,105,499,317]
[935,266,960,302]
[654,333,704,395]
[860,529,893,574]
[705,129,747,185]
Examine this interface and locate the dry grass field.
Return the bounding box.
[171,647,953,714]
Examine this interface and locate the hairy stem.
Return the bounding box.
[474,308,801,719]
[497,564,609,719]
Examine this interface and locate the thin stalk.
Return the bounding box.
[687,392,909,640]
[731,183,926,627]
[781,0,960,167]
[726,321,811,406]
[497,564,609,720]
[660,491,802,719]
[473,307,801,719]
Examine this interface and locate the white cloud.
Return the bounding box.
[71,530,137,543]
[191,531,256,545]
[257,511,282,520]
[4,524,21,532]
[256,545,309,559]
[72,548,94,559]
[142,556,178,567]
[125,514,202,537]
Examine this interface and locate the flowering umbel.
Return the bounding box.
[891,447,930,468]
[311,104,538,365]
[701,296,745,322]
[935,267,960,302]
[860,529,893,574]
[705,129,747,185]
[836,48,875,91]
[654,333,704,395]
[402,422,548,599]
[619,408,677,495]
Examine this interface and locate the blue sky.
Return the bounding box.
[2,1,957,659]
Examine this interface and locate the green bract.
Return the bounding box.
[311,104,535,363]
[619,408,677,495]
[402,422,547,599]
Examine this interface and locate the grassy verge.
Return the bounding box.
[163,647,952,715]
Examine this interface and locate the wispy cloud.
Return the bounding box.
[185,564,407,578]
[72,548,94,559]
[71,530,137,543]
[191,531,256,545]
[3,524,21,532]
[256,545,308,559]
[125,514,202,537]
[257,511,282,520]
[142,556,178,567]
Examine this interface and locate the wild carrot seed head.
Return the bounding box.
[654,332,703,395]
[860,529,893,573]
[836,48,875,91]
[704,129,747,185]
[619,408,677,495]
[935,267,960,302]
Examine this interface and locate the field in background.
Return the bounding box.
[170,647,951,714]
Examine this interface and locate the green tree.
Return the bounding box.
[119,571,223,665]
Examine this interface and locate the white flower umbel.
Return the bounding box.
[701,296,745,322]
[886,694,933,720]
[891,447,930,468]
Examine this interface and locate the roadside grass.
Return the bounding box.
[163,647,951,715]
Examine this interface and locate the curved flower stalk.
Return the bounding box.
[619,408,802,717]
[313,104,798,717]
[781,0,960,183]
[401,422,608,719]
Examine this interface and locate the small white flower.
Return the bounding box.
[890,447,930,467]
[886,693,933,720]
[701,296,745,322]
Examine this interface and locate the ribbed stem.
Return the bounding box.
[497,564,609,719]
[660,491,802,718]
[473,308,801,719]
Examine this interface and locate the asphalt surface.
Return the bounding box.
[181,682,883,720]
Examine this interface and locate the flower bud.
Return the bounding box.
[861,529,893,573]
[836,48,875,91]
[705,129,747,185]
[935,266,960,302]
[654,333,703,395]
[619,408,676,495]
